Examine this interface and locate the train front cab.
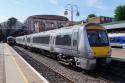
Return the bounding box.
[7,37,15,45]
[75,24,111,70]
[87,24,111,68]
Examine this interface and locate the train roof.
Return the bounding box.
[108,33,125,37]
[31,23,105,34]
[28,24,83,36]
[17,23,106,37]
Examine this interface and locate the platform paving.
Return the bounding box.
[112,48,125,59]
[0,43,5,83]
[0,43,49,83]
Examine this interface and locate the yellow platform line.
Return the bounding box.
[12,56,28,83]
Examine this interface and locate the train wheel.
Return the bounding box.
[57,54,62,61]
[70,59,76,68]
[50,53,57,60]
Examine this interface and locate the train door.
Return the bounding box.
[50,33,55,52]
[72,29,79,56]
[52,35,56,51]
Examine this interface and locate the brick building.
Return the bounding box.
[88,16,113,24]
[24,15,69,34]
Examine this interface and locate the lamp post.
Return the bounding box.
[64,4,80,25]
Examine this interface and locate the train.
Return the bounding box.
[16,23,112,70]
[7,36,16,45]
[109,33,125,48]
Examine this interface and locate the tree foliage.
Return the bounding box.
[86,14,97,22]
[87,14,97,18]
[74,20,86,25]
[115,5,125,21]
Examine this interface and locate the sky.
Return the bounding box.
[0,0,124,23]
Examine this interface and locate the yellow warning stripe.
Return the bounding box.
[87,26,106,30]
[12,56,28,83]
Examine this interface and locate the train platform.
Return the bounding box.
[112,48,125,61]
[0,43,49,83]
[112,48,125,59]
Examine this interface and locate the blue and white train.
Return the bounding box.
[109,33,125,48]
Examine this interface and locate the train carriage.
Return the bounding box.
[16,23,111,70]
[31,32,51,51]
[109,33,125,48]
[7,36,15,45]
[16,36,26,46]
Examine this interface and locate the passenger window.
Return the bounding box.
[56,34,71,46]
[33,36,50,44]
[123,38,125,42]
[116,38,120,42]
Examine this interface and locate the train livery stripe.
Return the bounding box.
[91,46,110,57]
[86,26,105,30]
[12,56,29,83]
[9,44,49,83]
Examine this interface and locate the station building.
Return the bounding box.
[24,15,69,34]
[102,20,125,33]
[88,16,113,24]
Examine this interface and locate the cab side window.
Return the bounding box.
[110,37,114,42]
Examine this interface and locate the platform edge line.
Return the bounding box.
[9,45,49,83]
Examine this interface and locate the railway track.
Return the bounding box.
[13,46,125,83]
[13,46,73,83]
[105,58,125,78]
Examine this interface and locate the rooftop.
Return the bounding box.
[27,15,69,21]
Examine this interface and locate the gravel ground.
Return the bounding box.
[14,46,72,83]
[14,46,125,83]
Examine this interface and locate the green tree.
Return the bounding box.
[86,14,97,22]
[73,20,86,25]
[87,14,97,18]
[114,5,125,21]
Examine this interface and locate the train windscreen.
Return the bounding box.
[87,30,109,46]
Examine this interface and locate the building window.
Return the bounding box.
[101,17,104,21]
[51,23,54,28]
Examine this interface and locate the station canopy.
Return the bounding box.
[0,17,27,41]
[102,20,125,33]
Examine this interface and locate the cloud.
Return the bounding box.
[0,16,11,23]
[86,0,105,9]
[48,0,58,5]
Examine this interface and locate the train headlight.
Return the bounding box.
[88,51,95,59]
[108,48,112,56]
